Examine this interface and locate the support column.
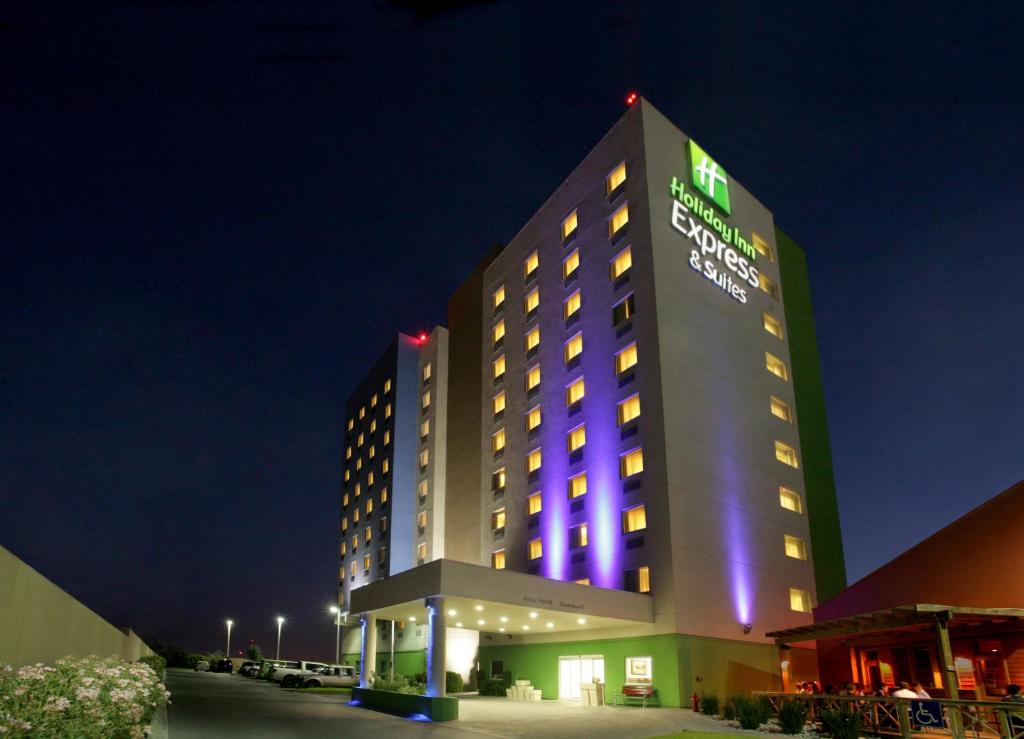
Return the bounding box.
[426,596,447,698]
[936,613,965,739]
[359,612,377,689]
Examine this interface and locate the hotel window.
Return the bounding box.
[568,471,587,499]
[365,527,372,543]
[418,480,428,502]
[367,471,374,487]
[617,394,641,425]
[789,588,812,613]
[370,419,377,434]
[368,445,375,459]
[575,577,590,586]
[758,272,778,299]
[493,354,506,380]
[340,541,346,557]
[526,365,541,392]
[353,509,360,524]
[784,534,808,560]
[612,294,636,326]
[525,326,540,353]
[421,419,430,439]
[344,469,350,482]
[569,523,588,548]
[752,232,774,262]
[381,486,388,504]
[561,209,578,241]
[524,250,539,279]
[419,449,429,469]
[363,553,371,571]
[524,287,540,316]
[492,320,506,346]
[616,342,638,375]
[355,482,361,498]
[422,363,432,382]
[622,504,647,533]
[562,248,580,280]
[343,492,349,507]
[779,487,803,513]
[422,390,431,410]
[379,546,386,564]
[350,561,357,577]
[492,428,506,454]
[342,517,349,533]
[379,516,387,534]
[357,433,364,447]
[493,285,506,311]
[493,391,506,417]
[609,203,629,237]
[418,511,428,533]
[346,445,352,460]
[492,467,506,493]
[359,406,366,419]
[610,246,632,280]
[356,458,363,471]
[563,290,581,320]
[382,458,389,474]
[526,448,542,473]
[347,418,354,431]
[526,405,542,432]
[566,377,585,406]
[564,333,583,364]
[625,566,651,594]
[371,393,378,408]
[528,537,543,560]
[418,543,427,564]
[567,424,586,453]
[351,535,357,552]
[385,403,392,419]
[770,396,793,423]
[492,507,506,531]
[527,492,542,515]
[775,440,800,469]
[762,312,784,340]
[383,429,391,445]
[765,352,789,381]
[606,161,627,195]
[384,378,392,394]
[492,549,506,569]
[620,448,644,478]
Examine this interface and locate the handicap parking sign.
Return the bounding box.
[911,699,944,727]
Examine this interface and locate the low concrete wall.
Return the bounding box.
[0,545,153,668]
[351,686,458,721]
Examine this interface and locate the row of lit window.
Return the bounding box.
[491,446,644,496]
[342,481,388,509]
[343,455,390,484]
[492,501,646,535]
[492,339,638,393]
[346,378,393,432]
[341,548,385,579]
[488,548,650,594]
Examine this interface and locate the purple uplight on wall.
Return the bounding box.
[541,447,568,581]
[587,419,621,589]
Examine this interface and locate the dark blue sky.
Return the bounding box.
[2,1,1021,660]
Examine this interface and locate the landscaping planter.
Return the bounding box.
[350,687,459,722]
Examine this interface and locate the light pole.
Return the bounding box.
[329,606,341,664]
[276,616,285,660]
[225,619,233,657]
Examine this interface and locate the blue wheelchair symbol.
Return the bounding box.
[911,700,944,727]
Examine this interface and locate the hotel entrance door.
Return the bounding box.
[558,655,605,700]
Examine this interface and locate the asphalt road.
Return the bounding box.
[164,669,482,738]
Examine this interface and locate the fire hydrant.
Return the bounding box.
[692,691,700,711]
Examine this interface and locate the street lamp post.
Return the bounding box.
[329,606,341,664]
[225,619,233,657]
[276,616,285,660]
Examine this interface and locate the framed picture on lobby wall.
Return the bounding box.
[625,656,652,684]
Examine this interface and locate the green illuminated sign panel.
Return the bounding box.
[688,139,731,215]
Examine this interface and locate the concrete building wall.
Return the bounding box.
[0,545,153,668]
[417,327,450,561]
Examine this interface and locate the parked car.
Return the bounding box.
[238,661,260,677]
[210,658,233,673]
[193,660,210,672]
[270,661,330,687]
[257,659,297,680]
[300,665,358,689]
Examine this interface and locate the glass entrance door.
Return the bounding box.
[558,655,605,700]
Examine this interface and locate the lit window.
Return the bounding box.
[365,527,372,543]
[611,246,632,280]
[343,492,349,507]
[419,449,429,468]
[371,393,378,408]
[622,504,647,533]
[526,365,541,391]
[524,250,539,279]
[492,428,506,454]
[766,352,789,381]
[617,394,641,425]
[752,232,774,262]
[418,543,427,564]
[524,287,540,316]
[570,523,588,548]
[609,203,629,236]
[379,546,386,564]
[493,355,506,380]
[353,509,360,524]
[762,312,784,339]
[606,161,627,195]
[775,440,800,469]
[366,499,375,516]
[779,487,803,513]
[561,209,578,241]
[344,469,350,482]
[527,492,542,515]
[356,458,362,471]
[370,419,376,433]
[492,507,506,530]
[526,405,542,431]
[616,342,638,374]
[568,472,587,499]
[342,517,349,532]
[340,541,346,556]
[368,445,375,459]
[528,537,543,560]
[346,446,352,460]
[380,487,388,504]
[423,363,432,382]
[526,448,542,473]
[492,550,506,569]
[784,534,808,560]
[567,424,586,453]
[575,578,590,586]
[384,379,392,394]
[418,511,428,532]
[563,290,581,319]
[363,553,371,570]
[418,481,428,501]
[564,333,583,363]
[382,458,389,474]
[789,588,811,613]
[379,516,387,533]
[421,419,429,439]
[347,418,354,431]
[562,248,580,280]
[351,535,357,552]
[422,390,431,409]
[770,396,793,423]
[492,468,506,492]
[359,406,366,419]
[625,566,651,593]
[566,377,585,406]
[383,430,391,445]
[357,433,364,447]
[385,403,392,419]
[493,391,506,416]
[493,320,505,346]
[620,448,644,478]
[525,326,540,352]
[350,561,356,577]
[355,483,361,498]
[758,272,778,299]
[493,285,506,310]
[367,471,374,487]
[613,294,635,326]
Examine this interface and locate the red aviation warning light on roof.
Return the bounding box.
[625,91,639,106]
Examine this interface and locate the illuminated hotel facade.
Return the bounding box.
[337,99,845,706]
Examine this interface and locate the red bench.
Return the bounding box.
[612,684,658,708]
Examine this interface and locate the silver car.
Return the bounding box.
[301,665,358,688]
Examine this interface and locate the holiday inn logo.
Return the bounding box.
[688,139,731,215]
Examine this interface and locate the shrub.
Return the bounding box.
[137,655,166,682]
[371,674,426,695]
[778,699,810,734]
[445,671,464,693]
[726,693,772,730]
[722,693,742,720]
[0,656,170,738]
[699,693,720,715]
[246,644,263,661]
[477,678,505,696]
[819,706,863,739]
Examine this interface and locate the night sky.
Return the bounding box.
[2,1,1022,661]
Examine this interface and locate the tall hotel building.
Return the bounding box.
[337,99,845,705]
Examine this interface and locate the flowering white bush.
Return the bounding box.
[0,656,170,738]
